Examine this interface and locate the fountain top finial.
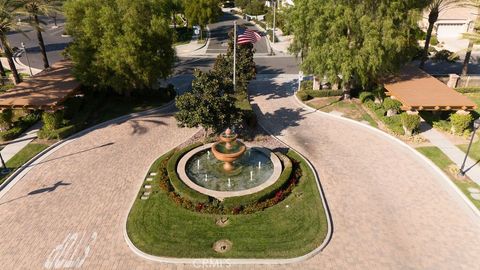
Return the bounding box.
[225,128,232,135]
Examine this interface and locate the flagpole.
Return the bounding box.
[233,21,237,93]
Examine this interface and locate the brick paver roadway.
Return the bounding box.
[1,76,480,270]
[249,75,480,269]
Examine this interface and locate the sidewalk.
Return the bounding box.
[1,57,42,77]
[268,28,293,54]
[419,120,480,185]
[1,122,41,163]
[175,28,210,57]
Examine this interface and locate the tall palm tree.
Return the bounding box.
[420,0,466,69]
[20,0,61,69]
[461,1,480,75]
[0,0,22,84]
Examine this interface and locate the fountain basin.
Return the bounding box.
[177,143,283,200]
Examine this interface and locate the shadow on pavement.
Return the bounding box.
[27,142,115,168]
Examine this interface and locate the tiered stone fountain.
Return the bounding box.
[211,128,246,171]
[177,128,282,199]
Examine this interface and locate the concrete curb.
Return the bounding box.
[293,92,480,219]
[0,99,176,198]
[122,130,333,265]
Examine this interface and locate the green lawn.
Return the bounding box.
[306,97,378,128]
[0,143,49,185]
[458,141,480,163]
[127,150,328,258]
[416,146,480,210]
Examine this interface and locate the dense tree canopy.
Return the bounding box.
[184,0,221,28]
[175,70,241,134]
[64,0,175,95]
[288,0,429,97]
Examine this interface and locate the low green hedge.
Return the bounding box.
[456,87,480,93]
[305,89,343,98]
[297,89,343,101]
[38,124,77,140]
[0,126,23,141]
[296,91,311,101]
[222,152,293,209]
[167,142,211,203]
[0,112,40,141]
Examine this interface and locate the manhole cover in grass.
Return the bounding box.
[213,239,232,253]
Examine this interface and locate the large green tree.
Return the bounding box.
[175,70,241,134]
[184,0,221,37]
[288,0,428,98]
[0,0,22,84]
[64,0,175,95]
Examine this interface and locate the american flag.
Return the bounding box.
[237,27,262,45]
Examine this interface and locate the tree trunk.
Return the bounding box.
[462,39,474,76]
[0,35,21,84]
[35,15,50,69]
[0,60,5,78]
[420,10,438,69]
[172,13,176,29]
[342,81,351,100]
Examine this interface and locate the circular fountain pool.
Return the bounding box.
[177,143,282,199]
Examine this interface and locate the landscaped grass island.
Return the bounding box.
[127,141,328,259]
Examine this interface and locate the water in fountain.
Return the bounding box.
[185,148,274,191]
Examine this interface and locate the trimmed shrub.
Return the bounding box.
[0,126,22,141]
[167,143,210,203]
[432,49,459,63]
[382,114,405,135]
[0,109,13,129]
[305,89,343,98]
[243,110,257,128]
[300,80,313,91]
[222,152,293,209]
[383,98,402,111]
[296,91,312,101]
[359,92,374,103]
[401,113,421,136]
[455,87,480,93]
[430,35,439,46]
[450,113,473,135]
[433,119,451,132]
[42,111,64,131]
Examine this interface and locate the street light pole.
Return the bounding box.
[0,149,9,175]
[272,0,276,44]
[459,118,480,176]
[21,42,33,76]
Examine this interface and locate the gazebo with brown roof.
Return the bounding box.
[383,65,477,111]
[0,60,80,111]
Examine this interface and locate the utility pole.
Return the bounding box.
[272,0,276,43]
[233,21,237,93]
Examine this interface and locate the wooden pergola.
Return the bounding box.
[0,60,80,111]
[383,65,476,111]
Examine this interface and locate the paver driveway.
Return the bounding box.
[249,75,480,269]
[1,76,480,270]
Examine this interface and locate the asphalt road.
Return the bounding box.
[7,15,71,70]
[174,56,300,76]
[205,12,269,55]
